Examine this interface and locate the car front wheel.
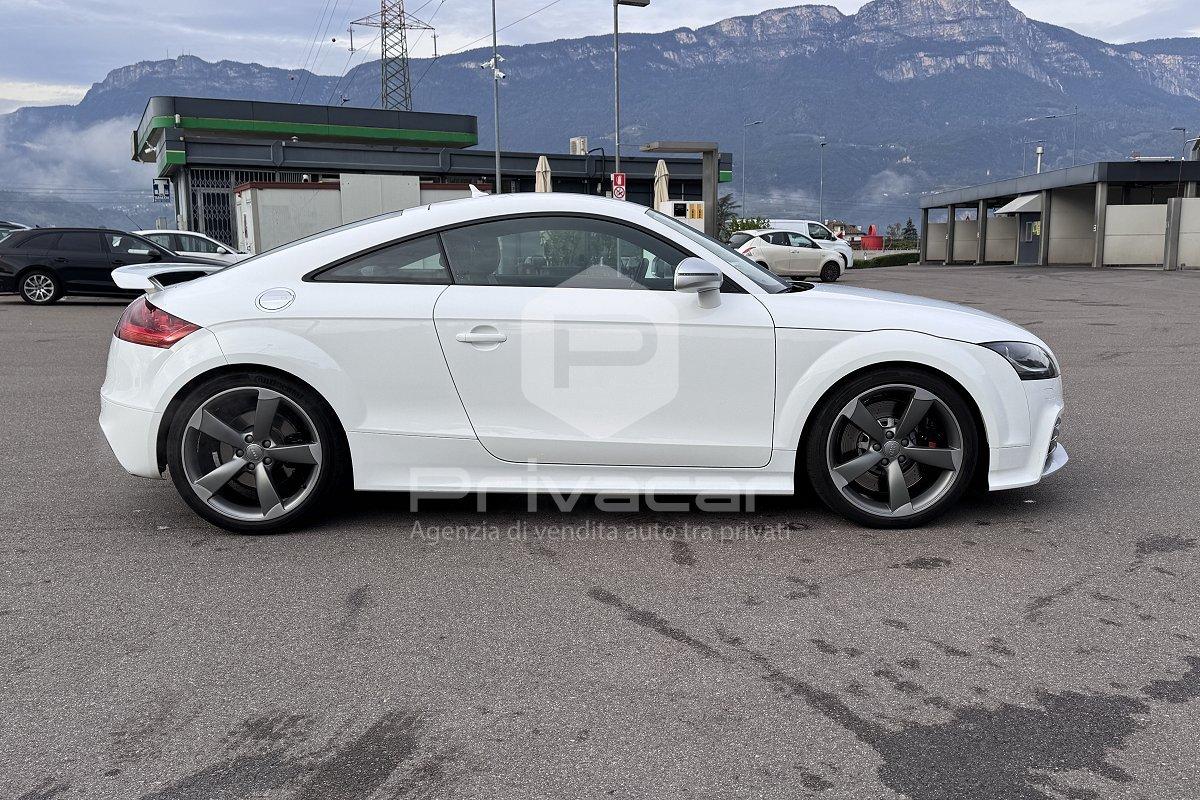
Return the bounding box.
[166,372,347,533]
[804,368,979,528]
[820,262,841,283]
[19,269,62,304]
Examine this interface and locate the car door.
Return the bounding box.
[48,231,111,293]
[785,232,826,273]
[433,214,776,468]
[758,232,796,273]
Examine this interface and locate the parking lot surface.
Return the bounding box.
[3,264,1199,800]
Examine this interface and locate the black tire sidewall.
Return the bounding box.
[165,371,346,534]
[804,367,979,528]
[820,262,840,282]
[19,269,62,304]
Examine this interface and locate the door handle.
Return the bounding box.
[112,259,126,266]
[54,257,68,263]
[456,330,507,345]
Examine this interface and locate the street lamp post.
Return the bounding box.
[613,0,649,175]
[479,0,504,193]
[819,138,828,222]
[742,120,763,217]
[1173,127,1189,158]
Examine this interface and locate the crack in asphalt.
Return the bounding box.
[588,585,1200,800]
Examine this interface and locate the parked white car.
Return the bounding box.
[769,219,854,268]
[136,230,246,265]
[101,193,1065,533]
[730,229,845,282]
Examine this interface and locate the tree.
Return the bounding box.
[886,222,903,240]
[902,217,919,240]
[715,194,741,240]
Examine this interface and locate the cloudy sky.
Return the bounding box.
[3,0,1200,113]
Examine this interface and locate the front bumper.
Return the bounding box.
[99,396,163,479]
[988,378,1066,491]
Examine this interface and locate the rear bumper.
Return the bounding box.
[99,396,163,479]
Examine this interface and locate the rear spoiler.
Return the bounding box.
[112,263,225,292]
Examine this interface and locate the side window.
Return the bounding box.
[107,234,158,257]
[142,233,174,249]
[728,232,752,248]
[19,232,60,251]
[809,223,834,241]
[764,232,789,246]
[787,232,816,248]
[315,235,449,284]
[439,216,689,290]
[179,234,222,254]
[53,232,104,252]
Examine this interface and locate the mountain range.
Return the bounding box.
[4,0,1200,228]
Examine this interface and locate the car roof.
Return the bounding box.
[135,229,208,236]
[736,229,809,236]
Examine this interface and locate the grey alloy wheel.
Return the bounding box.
[825,383,965,519]
[820,261,840,282]
[21,271,59,304]
[179,387,324,523]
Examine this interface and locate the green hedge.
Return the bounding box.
[856,251,920,269]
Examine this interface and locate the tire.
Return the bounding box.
[804,368,979,528]
[820,261,841,283]
[165,371,348,533]
[19,269,62,305]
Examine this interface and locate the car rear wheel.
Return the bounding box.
[820,262,840,283]
[804,368,979,528]
[166,372,347,533]
[19,269,62,304]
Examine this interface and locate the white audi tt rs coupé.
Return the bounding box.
[100,193,1066,532]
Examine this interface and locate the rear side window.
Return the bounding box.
[53,232,104,252]
[15,232,59,250]
[728,232,752,248]
[315,235,450,284]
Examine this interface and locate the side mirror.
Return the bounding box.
[674,257,723,308]
[217,247,230,255]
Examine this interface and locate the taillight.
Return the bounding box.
[742,246,756,256]
[116,296,200,348]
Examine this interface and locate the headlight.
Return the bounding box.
[982,341,1059,380]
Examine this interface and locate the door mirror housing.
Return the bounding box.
[674,257,723,308]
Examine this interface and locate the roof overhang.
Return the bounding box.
[994,194,1041,215]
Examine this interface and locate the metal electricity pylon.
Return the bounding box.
[351,0,433,111]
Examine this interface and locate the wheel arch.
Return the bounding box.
[155,363,352,479]
[793,360,990,486]
[774,328,1033,492]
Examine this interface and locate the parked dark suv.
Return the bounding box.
[0,228,225,305]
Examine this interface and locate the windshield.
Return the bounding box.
[646,210,792,294]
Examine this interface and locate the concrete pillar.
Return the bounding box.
[701,150,719,239]
[945,204,956,265]
[1165,197,1183,271]
[1038,190,1052,266]
[976,200,988,265]
[1092,182,1107,269]
[919,207,930,263]
[1186,182,1198,199]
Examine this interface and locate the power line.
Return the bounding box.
[297,0,346,102]
[290,0,339,102]
[412,0,564,93]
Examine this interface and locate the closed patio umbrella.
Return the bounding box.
[535,156,552,192]
[653,159,670,209]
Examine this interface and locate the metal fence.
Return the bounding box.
[187,169,310,246]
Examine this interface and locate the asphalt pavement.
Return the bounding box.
[2,264,1199,799]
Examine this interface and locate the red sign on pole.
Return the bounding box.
[612,172,627,201]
